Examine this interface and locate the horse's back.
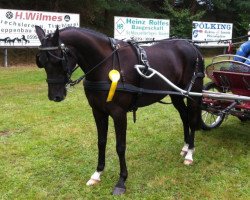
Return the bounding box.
[142,40,203,88]
[147,39,201,68]
[130,39,203,107]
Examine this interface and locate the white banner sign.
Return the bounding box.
[114,16,170,42]
[0,9,80,47]
[192,21,233,47]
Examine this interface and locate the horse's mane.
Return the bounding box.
[60,26,107,38]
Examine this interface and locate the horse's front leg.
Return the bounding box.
[111,109,128,195]
[86,109,108,186]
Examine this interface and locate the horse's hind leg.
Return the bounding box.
[86,109,108,186]
[184,96,202,165]
[170,96,190,159]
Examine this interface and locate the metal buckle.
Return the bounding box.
[141,52,147,62]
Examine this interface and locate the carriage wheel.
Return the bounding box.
[237,115,249,122]
[201,82,225,130]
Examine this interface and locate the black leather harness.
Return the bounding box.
[83,38,204,121]
[84,80,187,96]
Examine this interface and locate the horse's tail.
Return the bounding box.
[197,48,205,74]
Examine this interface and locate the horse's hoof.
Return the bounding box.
[180,144,189,157]
[184,159,193,165]
[86,178,100,186]
[86,171,102,186]
[112,187,126,195]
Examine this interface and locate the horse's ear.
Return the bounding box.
[52,26,60,44]
[35,26,45,43]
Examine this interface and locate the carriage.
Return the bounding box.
[201,54,250,130]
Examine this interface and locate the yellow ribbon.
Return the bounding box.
[106,70,120,102]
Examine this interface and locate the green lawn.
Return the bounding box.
[0,66,249,200]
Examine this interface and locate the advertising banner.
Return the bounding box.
[0,9,80,47]
[114,16,170,42]
[192,21,233,47]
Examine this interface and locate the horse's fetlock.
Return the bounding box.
[97,164,105,171]
[120,172,128,180]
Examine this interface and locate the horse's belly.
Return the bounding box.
[136,94,166,107]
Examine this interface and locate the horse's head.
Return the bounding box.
[35,26,77,102]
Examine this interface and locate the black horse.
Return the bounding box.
[35,26,204,195]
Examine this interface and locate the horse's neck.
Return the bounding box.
[62,30,110,74]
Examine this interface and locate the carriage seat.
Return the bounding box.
[212,70,250,96]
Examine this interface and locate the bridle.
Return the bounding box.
[37,43,83,88]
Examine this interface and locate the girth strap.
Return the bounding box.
[84,80,184,96]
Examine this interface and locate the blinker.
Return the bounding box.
[36,52,48,68]
[106,70,120,102]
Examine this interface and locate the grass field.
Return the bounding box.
[0,66,249,200]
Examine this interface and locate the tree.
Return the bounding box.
[203,0,250,36]
[160,0,206,38]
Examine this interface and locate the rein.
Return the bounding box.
[134,34,250,46]
[66,43,130,88]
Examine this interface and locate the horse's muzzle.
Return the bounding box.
[49,95,65,102]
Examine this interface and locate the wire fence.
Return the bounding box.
[0,48,37,67]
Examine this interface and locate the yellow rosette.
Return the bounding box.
[106,70,120,102]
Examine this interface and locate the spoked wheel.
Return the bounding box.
[238,116,249,122]
[201,82,226,130]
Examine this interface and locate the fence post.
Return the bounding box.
[4,48,8,67]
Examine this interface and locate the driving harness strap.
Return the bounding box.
[84,80,184,96]
[109,38,125,81]
[126,40,152,121]
[127,40,151,73]
[108,38,152,121]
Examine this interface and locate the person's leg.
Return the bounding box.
[245,54,250,65]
